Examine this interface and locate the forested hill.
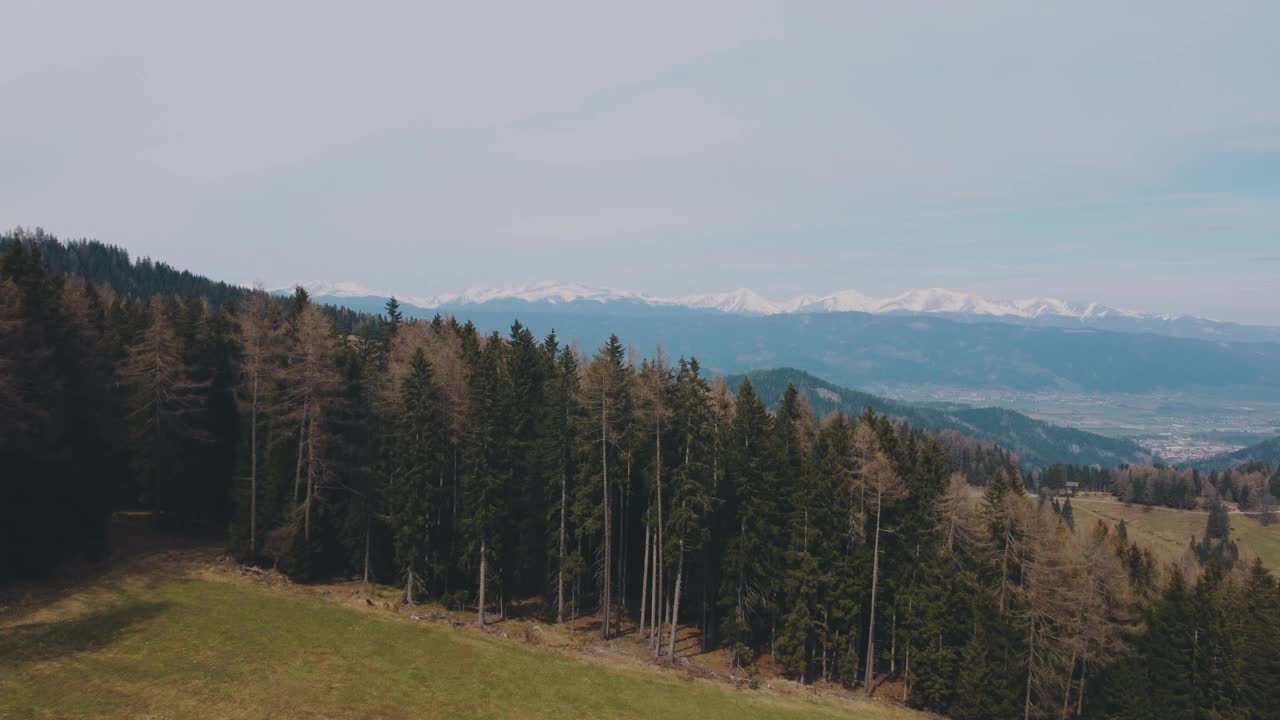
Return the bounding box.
[731,368,1155,470]
[3,228,247,306]
[1192,435,1280,471]
[0,229,380,336]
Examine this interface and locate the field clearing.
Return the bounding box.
[0,552,926,720]
[1064,494,1280,570]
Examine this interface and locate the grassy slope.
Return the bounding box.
[1066,494,1280,569]
[1,566,922,720]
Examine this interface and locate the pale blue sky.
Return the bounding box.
[2,2,1278,323]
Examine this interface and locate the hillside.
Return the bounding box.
[731,368,1154,469]
[1192,435,1280,471]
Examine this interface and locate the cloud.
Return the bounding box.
[1,1,1278,323]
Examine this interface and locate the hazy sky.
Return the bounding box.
[4,2,1278,323]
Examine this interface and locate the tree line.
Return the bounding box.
[3,231,1278,719]
[1037,462,1279,518]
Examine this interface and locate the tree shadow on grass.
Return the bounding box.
[0,601,172,665]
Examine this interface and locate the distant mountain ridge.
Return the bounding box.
[289,280,1280,343]
[289,280,1145,319]
[729,368,1156,470]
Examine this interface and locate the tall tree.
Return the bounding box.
[121,297,207,515]
[665,358,715,659]
[857,421,904,694]
[281,300,341,561]
[540,337,579,623]
[720,378,779,668]
[464,333,510,625]
[387,349,444,604]
[577,335,631,639]
[236,292,280,555]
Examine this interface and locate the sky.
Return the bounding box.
[3,2,1279,323]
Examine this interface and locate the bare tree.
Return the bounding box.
[578,338,630,640]
[237,291,280,554]
[0,280,27,424]
[282,303,340,543]
[120,298,209,504]
[636,353,671,651]
[1059,520,1130,717]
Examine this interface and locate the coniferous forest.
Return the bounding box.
[3,230,1279,720]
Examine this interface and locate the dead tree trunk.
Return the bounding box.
[652,416,664,656]
[650,525,660,649]
[558,469,567,624]
[640,523,652,638]
[293,401,307,503]
[864,488,883,695]
[249,371,258,553]
[667,537,685,660]
[478,538,487,626]
[601,396,611,641]
[363,510,371,583]
[1024,616,1035,720]
[304,412,318,542]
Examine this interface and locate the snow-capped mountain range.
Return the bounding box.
[282,280,1155,321]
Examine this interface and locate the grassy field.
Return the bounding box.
[0,558,924,720]
[1065,494,1280,570]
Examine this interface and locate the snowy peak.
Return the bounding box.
[784,289,877,313]
[430,281,645,308]
[284,280,392,298]
[291,279,1167,322]
[669,288,782,315]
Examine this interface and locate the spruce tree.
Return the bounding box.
[540,337,579,623]
[384,296,402,336]
[720,377,779,667]
[387,349,444,604]
[464,333,511,625]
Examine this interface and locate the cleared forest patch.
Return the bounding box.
[1064,494,1280,569]
[0,544,928,720]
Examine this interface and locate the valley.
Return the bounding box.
[875,385,1280,463]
